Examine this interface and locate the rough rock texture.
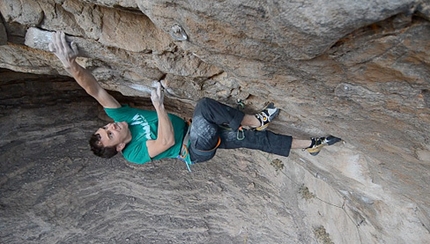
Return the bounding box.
[1,0,430,243]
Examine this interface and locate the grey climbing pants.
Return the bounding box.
[188,98,292,163]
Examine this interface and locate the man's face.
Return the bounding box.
[95,122,130,149]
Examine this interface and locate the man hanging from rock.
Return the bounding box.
[49,31,341,171]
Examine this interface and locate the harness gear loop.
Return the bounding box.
[191,137,221,156]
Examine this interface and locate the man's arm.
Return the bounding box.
[49,31,120,108]
[146,82,175,158]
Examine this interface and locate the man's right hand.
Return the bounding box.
[49,31,79,69]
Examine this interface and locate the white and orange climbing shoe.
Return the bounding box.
[305,136,342,156]
[255,102,280,131]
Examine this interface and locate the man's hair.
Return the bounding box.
[89,133,118,158]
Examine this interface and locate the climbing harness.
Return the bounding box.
[178,98,249,171]
[190,137,221,157]
[177,120,222,172]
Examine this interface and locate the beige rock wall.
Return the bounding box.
[1,0,430,243]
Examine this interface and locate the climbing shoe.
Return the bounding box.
[305,136,342,156]
[255,102,280,131]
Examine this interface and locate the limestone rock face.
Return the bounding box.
[1,0,430,243]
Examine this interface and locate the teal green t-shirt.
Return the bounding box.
[104,105,186,164]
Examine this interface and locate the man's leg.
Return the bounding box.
[218,129,294,157]
[292,139,312,149]
[210,111,337,157]
[188,98,339,162]
[189,98,246,163]
[187,98,291,159]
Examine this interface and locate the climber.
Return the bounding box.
[49,31,341,170]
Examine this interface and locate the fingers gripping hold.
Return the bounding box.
[60,31,67,51]
[48,42,55,52]
[70,41,78,55]
[156,82,164,100]
[48,31,60,52]
[49,31,79,69]
[150,82,165,108]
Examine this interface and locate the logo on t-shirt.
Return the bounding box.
[130,114,152,140]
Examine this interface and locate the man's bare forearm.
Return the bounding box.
[49,30,98,94]
[146,82,175,157]
[66,60,101,97]
[50,31,120,108]
[66,61,120,108]
[154,104,175,147]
